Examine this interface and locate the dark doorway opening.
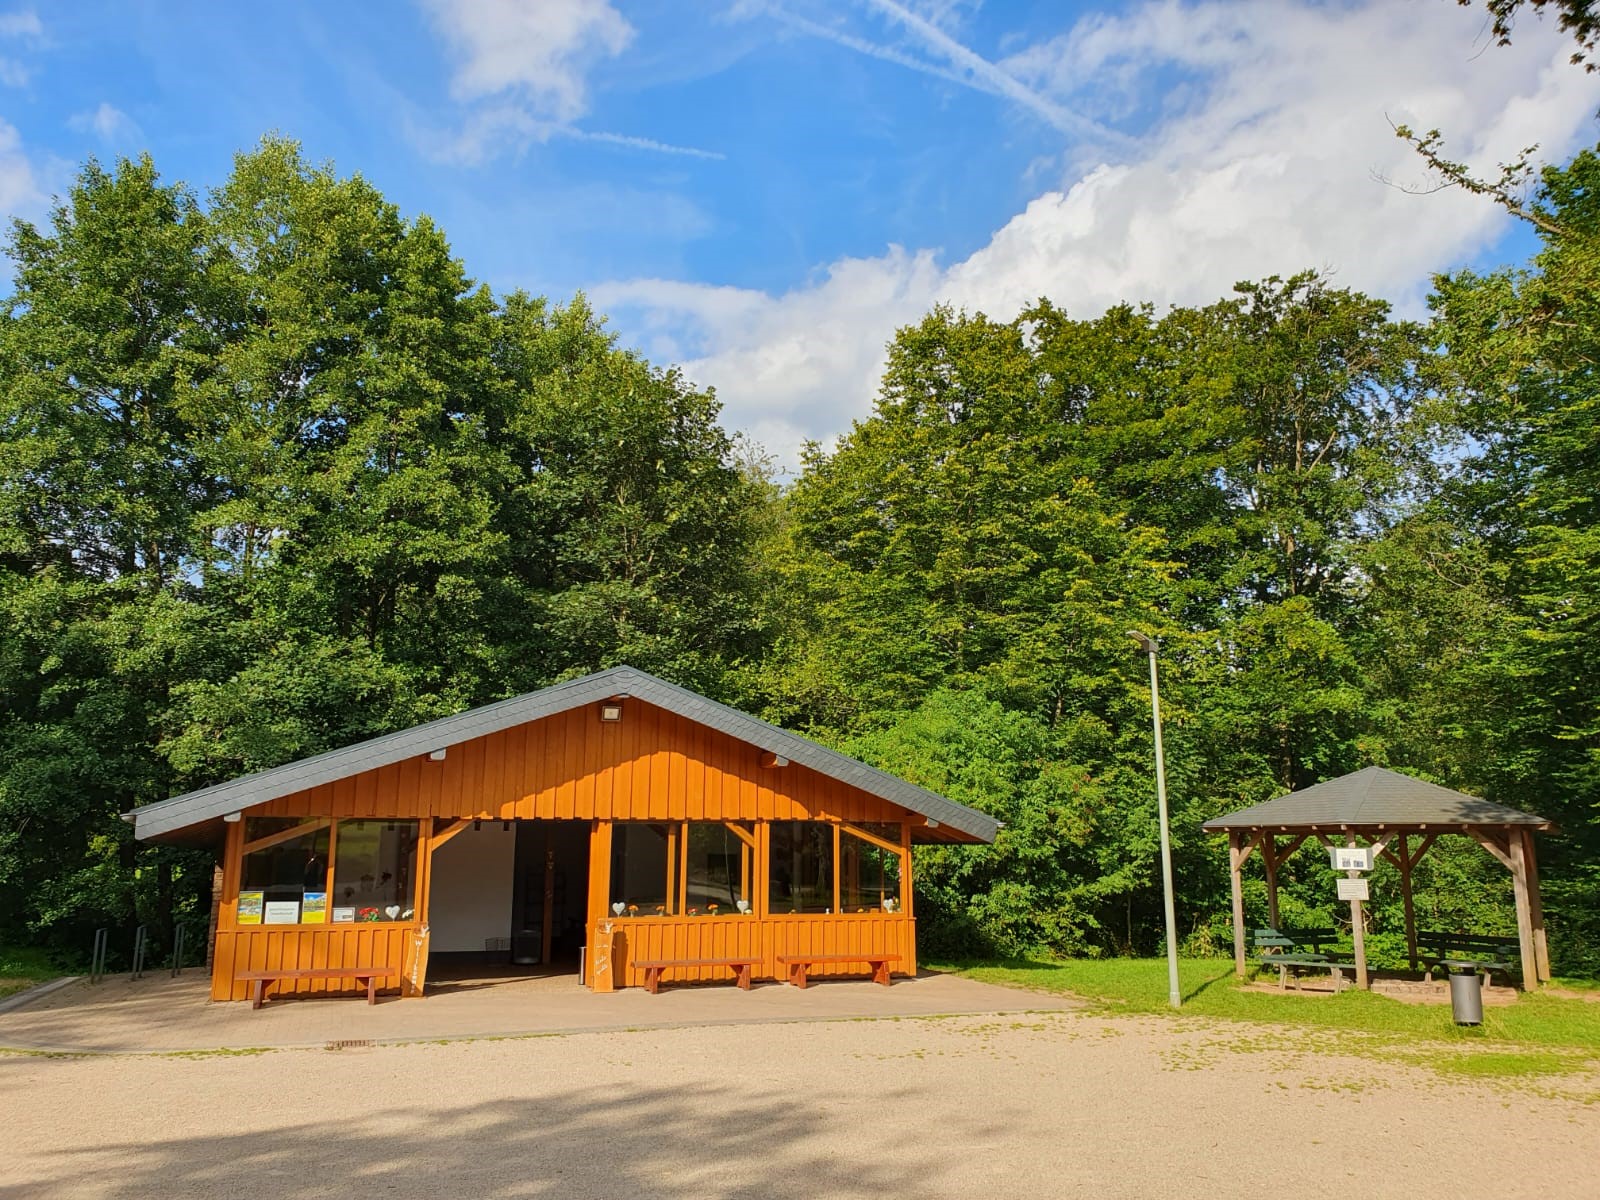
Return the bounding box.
[426,819,590,986]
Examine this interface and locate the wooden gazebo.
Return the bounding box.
[1201,767,1553,988]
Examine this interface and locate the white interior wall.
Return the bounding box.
[427,824,515,953]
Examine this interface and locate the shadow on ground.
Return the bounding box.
[17,1077,949,1199]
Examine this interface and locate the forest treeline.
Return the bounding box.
[2,134,1597,973]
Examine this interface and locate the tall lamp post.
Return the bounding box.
[1129,630,1182,1009]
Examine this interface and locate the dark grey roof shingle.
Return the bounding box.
[1200,765,1550,831]
[125,666,998,843]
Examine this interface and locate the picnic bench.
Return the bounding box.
[776,953,899,989]
[1252,928,1349,992]
[632,957,761,995]
[1418,931,1519,986]
[236,967,390,1009]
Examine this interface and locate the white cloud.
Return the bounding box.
[598,0,1600,471]
[67,102,140,145]
[0,9,41,39]
[416,0,712,163]
[423,0,631,117]
[0,116,45,226]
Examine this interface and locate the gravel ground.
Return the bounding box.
[4,1011,1597,1200]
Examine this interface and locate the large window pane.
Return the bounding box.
[332,820,418,922]
[685,823,750,913]
[768,821,833,914]
[611,823,672,915]
[841,829,902,912]
[240,818,330,925]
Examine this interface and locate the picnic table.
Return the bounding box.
[1419,932,1519,986]
[1252,928,1349,992]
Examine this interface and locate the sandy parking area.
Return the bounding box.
[4,1008,1597,1200]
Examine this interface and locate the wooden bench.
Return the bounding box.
[632,957,761,995]
[235,967,390,1009]
[776,953,899,989]
[1252,929,1348,992]
[1418,931,1519,986]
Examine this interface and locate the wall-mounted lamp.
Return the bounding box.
[223,811,242,823]
[427,749,447,762]
[759,751,789,768]
[926,819,940,830]
[599,701,623,723]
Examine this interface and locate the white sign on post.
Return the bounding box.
[1329,846,1374,872]
[1336,877,1370,902]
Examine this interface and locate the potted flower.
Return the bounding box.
[707,903,720,916]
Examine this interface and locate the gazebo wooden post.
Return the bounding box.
[1228,831,1248,977]
[1396,832,1418,972]
[1262,835,1281,932]
[1521,829,1551,983]
[1345,835,1369,990]
[1508,831,1541,990]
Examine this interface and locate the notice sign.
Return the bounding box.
[237,891,264,925]
[263,900,301,925]
[1329,846,1375,872]
[301,892,328,924]
[1337,877,1370,902]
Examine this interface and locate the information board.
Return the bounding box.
[1336,877,1369,901]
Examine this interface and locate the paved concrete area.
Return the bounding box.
[4,1009,1596,1199]
[0,968,1079,1053]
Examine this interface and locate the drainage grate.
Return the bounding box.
[325,1039,373,1051]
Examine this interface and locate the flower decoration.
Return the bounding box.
[707,903,720,915]
[357,907,381,922]
[688,907,699,916]
[627,904,639,916]
[654,904,666,916]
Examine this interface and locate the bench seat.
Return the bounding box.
[235,967,391,1009]
[775,953,900,989]
[631,957,762,995]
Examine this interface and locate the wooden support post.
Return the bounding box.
[1397,832,1417,972]
[541,825,556,967]
[1228,831,1247,977]
[1262,835,1280,933]
[1347,835,1368,990]
[1521,829,1551,983]
[1509,830,1540,991]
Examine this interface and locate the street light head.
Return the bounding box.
[1127,630,1158,655]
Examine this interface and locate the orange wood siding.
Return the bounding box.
[608,915,916,988]
[211,699,932,1000]
[251,699,917,826]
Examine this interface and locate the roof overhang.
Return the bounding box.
[125,666,999,845]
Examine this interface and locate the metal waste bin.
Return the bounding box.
[1448,964,1483,1025]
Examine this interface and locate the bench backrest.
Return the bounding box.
[1418,931,1518,955]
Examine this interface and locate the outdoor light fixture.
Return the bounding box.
[599,702,623,722]
[1129,629,1182,1010]
[428,748,447,762]
[223,811,242,823]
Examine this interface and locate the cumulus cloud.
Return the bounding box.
[0,6,42,87]
[0,116,44,226]
[67,102,141,145]
[598,0,1600,471]
[415,0,716,163]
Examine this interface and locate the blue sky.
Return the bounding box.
[2,1,1598,466]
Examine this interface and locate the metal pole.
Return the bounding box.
[1132,632,1182,1009]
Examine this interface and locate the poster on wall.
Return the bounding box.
[263,900,301,925]
[237,891,264,925]
[301,892,328,924]
[332,906,356,923]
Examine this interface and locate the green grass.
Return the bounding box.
[0,946,66,1001]
[933,956,1600,1080]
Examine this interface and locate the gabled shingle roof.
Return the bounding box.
[1201,765,1551,832]
[124,666,998,844]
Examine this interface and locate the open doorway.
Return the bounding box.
[426,820,590,987]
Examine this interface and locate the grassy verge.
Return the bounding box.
[0,946,67,1001]
[934,957,1600,1078]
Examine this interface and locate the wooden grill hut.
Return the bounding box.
[125,667,997,1001]
[1201,766,1553,988]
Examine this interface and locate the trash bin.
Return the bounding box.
[1448,964,1483,1025]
